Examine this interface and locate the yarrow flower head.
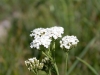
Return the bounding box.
[60,35,79,50]
[30,36,52,49]
[25,57,44,72]
[30,28,47,38]
[48,26,64,39]
[41,57,52,71]
[42,57,50,64]
[30,26,64,49]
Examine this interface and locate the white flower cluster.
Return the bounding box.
[30,26,64,49]
[25,57,44,71]
[42,57,50,63]
[30,36,52,49]
[48,26,64,39]
[60,35,79,50]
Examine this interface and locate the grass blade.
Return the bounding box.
[76,57,98,75]
[67,37,96,75]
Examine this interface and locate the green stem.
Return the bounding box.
[52,41,59,75]
[36,71,38,75]
[48,68,51,75]
[76,57,98,75]
[65,52,68,75]
[54,63,59,75]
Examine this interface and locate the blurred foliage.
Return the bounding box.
[0,0,100,75]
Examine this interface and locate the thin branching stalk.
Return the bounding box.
[54,63,59,75]
[65,52,68,75]
[52,41,59,75]
[36,71,38,75]
[48,68,51,75]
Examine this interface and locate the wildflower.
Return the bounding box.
[38,63,44,69]
[49,26,64,40]
[41,57,52,71]
[30,26,64,49]
[30,36,52,49]
[30,28,47,38]
[25,57,44,71]
[42,57,50,63]
[60,35,79,50]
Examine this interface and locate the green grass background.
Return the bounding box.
[0,0,100,75]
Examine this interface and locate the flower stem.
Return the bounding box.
[36,72,38,75]
[54,63,59,75]
[65,52,68,75]
[48,68,51,75]
[52,42,59,75]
